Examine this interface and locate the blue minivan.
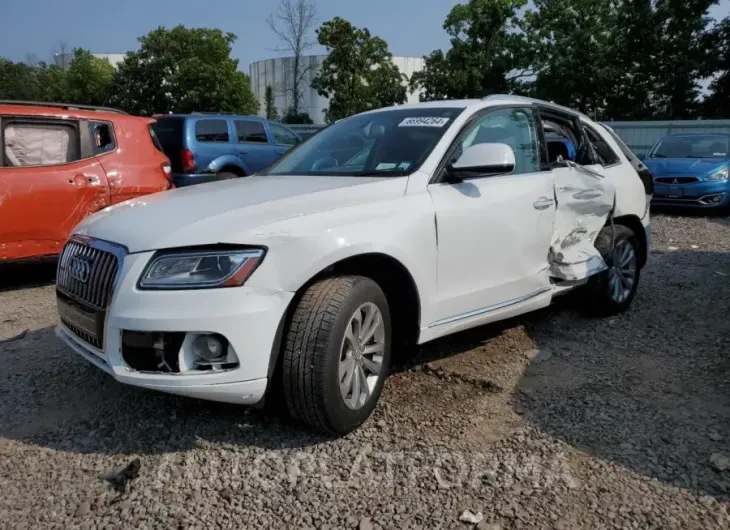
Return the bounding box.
[151,113,302,187]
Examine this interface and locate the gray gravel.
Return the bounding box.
[1,213,729,529]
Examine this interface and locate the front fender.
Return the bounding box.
[242,193,440,324]
[206,155,250,175]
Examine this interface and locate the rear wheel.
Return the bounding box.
[582,224,641,316]
[281,275,391,435]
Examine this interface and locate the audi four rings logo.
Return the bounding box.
[68,256,92,283]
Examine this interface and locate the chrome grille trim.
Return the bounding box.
[56,237,127,350]
[57,238,124,310]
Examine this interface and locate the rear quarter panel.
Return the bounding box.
[184,118,241,174]
[101,117,171,204]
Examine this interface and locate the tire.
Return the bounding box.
[583,224,641,316]
[281,275,392,435]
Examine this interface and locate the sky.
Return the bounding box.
[1,0,729,71]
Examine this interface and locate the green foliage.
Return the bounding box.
[265,85,279,120]
[311,17,407,122]
[65,49,115,105]
[410,0,532,101]
[413,0,723,120]
[281,108,314,124]
[702,17,730,118]
[108,25,259,116]
[0,59,42,100]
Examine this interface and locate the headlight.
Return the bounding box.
[138,248,265,289]
[707,168,729,181]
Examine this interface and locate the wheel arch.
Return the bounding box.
[266,251,423,380]
[207,155,249,176]
[612,213,648,268]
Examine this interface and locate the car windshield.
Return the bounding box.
[650,135,730,159]
[263,107,466,176]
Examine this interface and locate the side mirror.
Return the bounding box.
[636,152,645,160]
[446,143,516,181]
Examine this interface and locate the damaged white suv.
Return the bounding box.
[55,96,651,435]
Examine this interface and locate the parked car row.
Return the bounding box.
[0,101,301,263]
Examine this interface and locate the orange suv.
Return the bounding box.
[0,101,173,262]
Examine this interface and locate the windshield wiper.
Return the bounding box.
[651,154,667,158]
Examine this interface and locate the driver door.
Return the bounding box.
[427,106,555,328]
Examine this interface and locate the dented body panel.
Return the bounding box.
[0,103,172,262]
[549,164,615,280]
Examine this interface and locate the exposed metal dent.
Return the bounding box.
[548,165,615,281]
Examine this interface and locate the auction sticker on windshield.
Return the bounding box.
[399,117,450,127]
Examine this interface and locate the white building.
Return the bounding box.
[249,55,425,124]
[53,53,126,69]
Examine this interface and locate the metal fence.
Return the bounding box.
[286,120,730,155]
[604,120,730,154]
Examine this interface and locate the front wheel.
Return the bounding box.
[582,224,641,316]
[281,275,392,435]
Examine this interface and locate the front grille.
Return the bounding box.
[654,176,700,184]
[56,240,119,310]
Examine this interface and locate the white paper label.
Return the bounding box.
[375,163,397,170]
[398,117,450,127]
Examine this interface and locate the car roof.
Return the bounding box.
[162,113,268,121]
[0,100,149,123]
[359,94,589,120]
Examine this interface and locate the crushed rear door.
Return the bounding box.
[548,162,615,281]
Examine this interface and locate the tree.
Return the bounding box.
[65,49,115,106]
[311,17,407,122]
[265,85,279,120]
[267,0,318,116]
[0,59,41,100]
[523,0,620,119]
[282,108,313,123]
[702,17,730,118]
[650,0,717,119]
[409,0,534,101]
[108,25,259,115]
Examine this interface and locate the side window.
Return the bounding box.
[3,120,80,167]
[89,121,116,155]
[195,119,229,142]
[584,124,620,166]
[235,120,269,144]
[460,107,540,175]
[269,123,299,147]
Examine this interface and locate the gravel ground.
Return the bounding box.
[1,213,729,529]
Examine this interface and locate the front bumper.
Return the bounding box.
[651,179,730,208]
[55,251,294,405]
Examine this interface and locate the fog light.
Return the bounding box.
[193,334,227,360]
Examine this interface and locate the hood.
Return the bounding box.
[74,175,407,253]
[643,157,728,177]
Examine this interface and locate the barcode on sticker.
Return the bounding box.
[399,117,450,127]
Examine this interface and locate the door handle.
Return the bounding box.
[533,198,554,210]
[238,150,249,155]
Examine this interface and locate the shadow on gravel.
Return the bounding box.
[516,249,730,501]
[0,259,57,293]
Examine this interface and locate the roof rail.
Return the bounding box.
[0,100,129,115]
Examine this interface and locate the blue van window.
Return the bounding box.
[195,120,229,143]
